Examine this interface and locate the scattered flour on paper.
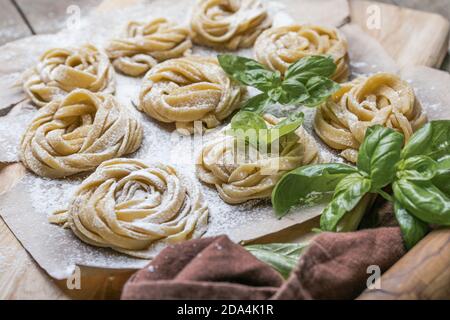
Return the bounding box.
[0,0,446,277]
[0,250,9,273]
[0,1,300,275]
[0,105,37,162]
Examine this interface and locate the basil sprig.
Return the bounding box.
[272,121,450,250]
[392,121,450,249]
[218,55,340,114]
[245,242,309,278]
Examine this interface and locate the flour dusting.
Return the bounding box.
[0,0,447,280]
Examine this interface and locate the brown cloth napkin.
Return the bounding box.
[121,227,405,300]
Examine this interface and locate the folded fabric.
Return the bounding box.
[121,227,405,300]
[274,227,405,299]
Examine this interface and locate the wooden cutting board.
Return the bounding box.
[0,0,449,299]
[350,0,449,68]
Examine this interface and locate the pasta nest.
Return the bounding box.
[23,44,115,107]
[20,89,143,178]
[139,56,244,133]
[106,18,192,77]
[190,0,272,50]
[314,73,428,163]
[49,158,209,258]
[197,114,320,204]
[254,25,350,82]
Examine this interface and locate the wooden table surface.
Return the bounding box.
[0,0,449,300]
[1,0,448,72]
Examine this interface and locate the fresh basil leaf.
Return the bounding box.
[230,111,267,131]
[285,55,336,80]
[218,54,281,92]
[393,179,450,226]
[320,173,372,232]
[267,87,284,102]
[394,201,428,250]
[218,54,341,110]
[283,71,319,86]
[245,242,309,279]
[267,112,304,145]
[432,156,450,195]
[436,154,450,172]
[279,77,309,105]
[227,111,266,146]
[396,155,438,181]
[272,163,359,217]
[401,120,450,162]
[241,93,271,113]
[302,76,340,107]
[357,125,403,190]
[335,194,375,232]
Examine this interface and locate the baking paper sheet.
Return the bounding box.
[0,0,448,279]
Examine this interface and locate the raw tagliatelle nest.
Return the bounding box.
[139,55,245,133]
[49,158,209,258]
[20,89,143,178]
[106,18,192,77]
[196,114,320,204]
[254,24,350,82]
[190,0,272,50]
[23,44,115,107]
[314,73,428,163]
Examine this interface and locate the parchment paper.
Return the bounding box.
[0,0,448,280]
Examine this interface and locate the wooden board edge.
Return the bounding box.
[357,228,450,300]
[349,0,450,68]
